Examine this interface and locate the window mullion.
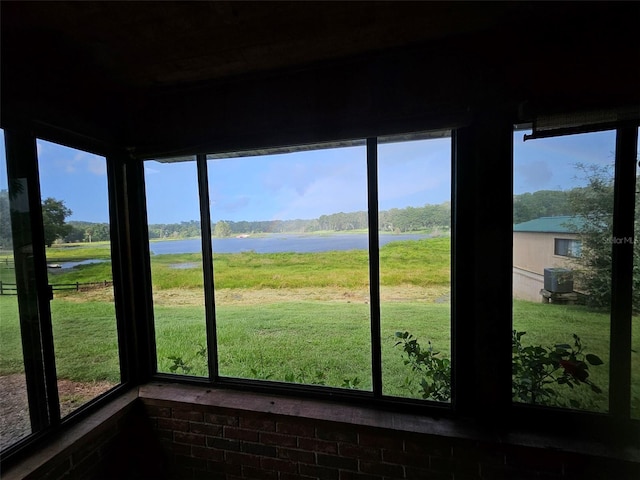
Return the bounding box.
[609,126,638,418]
[197,154,219,382]
[367,137,382,397]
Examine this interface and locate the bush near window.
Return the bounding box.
[395,330,604,408]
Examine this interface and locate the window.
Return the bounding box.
[36,140,121,416]
[378,134,451,400]
[144,133,452,400]
[554,238,582,257]
[513,128,615,412]
[513,124,640,420]
[1,131,123,455]
[144,158,208,377]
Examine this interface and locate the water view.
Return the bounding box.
[149,232,434,255]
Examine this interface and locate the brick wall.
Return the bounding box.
[140,398,639,480]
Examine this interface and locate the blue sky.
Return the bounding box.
[0,129,620,225]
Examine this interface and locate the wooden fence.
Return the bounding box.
[0,280,113,296]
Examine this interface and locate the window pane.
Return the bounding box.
[0,129,33,449]
[633,126,640,419]
[37,140,121,416]
[145,159,207,377]
[513,129,614,412]
[208,144,371,389]
[378,134,452,401]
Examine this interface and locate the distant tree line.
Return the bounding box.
[182,202,453,238]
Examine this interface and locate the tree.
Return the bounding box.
[41,197,72,247]
[567,163,640,311]
[213,220,232,238]
[0,190,12,248]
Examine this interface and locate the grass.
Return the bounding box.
[1,236,639,416]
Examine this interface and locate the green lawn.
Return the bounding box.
[1,236,639,416]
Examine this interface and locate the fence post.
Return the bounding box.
[76,282,79,291]
[0,280,3,295]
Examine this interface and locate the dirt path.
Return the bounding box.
[0,374,115,451]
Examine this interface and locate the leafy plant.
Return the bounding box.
[167,355,192,374]
[395,330,604,409]
[167,344,207,375]
[394,331,451,402]
[512,330,603,408]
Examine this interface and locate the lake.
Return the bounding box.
[149,233,433,255]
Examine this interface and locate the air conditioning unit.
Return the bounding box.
[544,268,573,293]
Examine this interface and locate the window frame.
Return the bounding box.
[511,122,639,434]
[553,238,582,258]
[3,114,639,466]
[144,132,456,410]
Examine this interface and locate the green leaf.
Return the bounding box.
[585,354,604,366]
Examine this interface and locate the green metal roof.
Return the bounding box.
[513,216,584,233]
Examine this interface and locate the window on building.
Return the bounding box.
[513,128,615,413]
[554,238,582,258]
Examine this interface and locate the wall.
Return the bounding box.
[138,384,639,480]
[512,232,578,275]
[5,385,639,479]
[513,267,544,302]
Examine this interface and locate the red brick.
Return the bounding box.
[317,453,358,471]
[157,417,190,432]
[190,422,222,436]
[242,465,279,479]
[224,426,260,442]
[299,437,338,454]
[382,448,426,468]
[174,431,206,446]
[261,456,298,473]
[299,463,340,480]
[207,436,241,451]
[317,426,358,444]
[173,408,204,422]
[339,443,381,461]
[359,461,404,478]
[358,433,404,451]
[278,447,316,464]
[240,416,276,432]
[205,413,239,426]
[260,431,298,448]
[277,421,315,437]
[226,451,261,468]
[243,441,277,457]
[170,442,192,456]
[191,445,225,462]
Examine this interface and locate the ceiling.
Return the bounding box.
[2,1,537,90]
[2,1,638,156]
